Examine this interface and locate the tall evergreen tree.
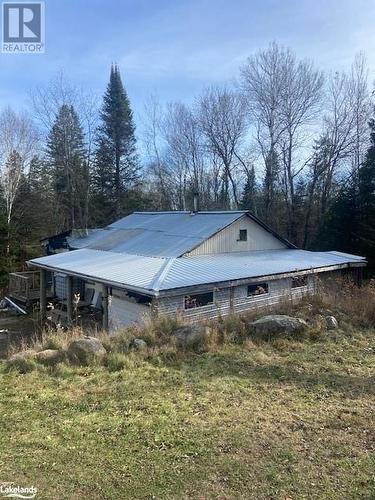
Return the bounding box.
[92,64,138,222]
[357,116,375,271]
[240,166,257,212]
[46,104,86,230]
[17,156,55,243]
[318,111,375,272]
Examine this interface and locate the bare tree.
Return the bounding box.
[278,51,324,241]
[141,95,175,209]
[240,42,287,221]
[303,55,371,246]
[0,107,39,253]
[198,86,247,208]
[348,53,371,176]
[163,101,207,208]
[241,43,324,240]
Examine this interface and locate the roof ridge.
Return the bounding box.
[148,257,177,291]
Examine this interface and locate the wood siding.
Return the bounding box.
[156,274,316,323]
[187,215,287,255]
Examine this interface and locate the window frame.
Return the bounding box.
[291,275,308,289]
[184,291,214,310]
[247,282,269,298]
[238,229,248,242]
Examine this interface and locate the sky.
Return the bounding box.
[1,0,375,130]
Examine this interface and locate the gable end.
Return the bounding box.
[185,213,295,256]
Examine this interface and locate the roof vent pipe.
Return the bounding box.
[193,191,199,213]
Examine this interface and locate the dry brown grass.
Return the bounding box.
[7,278,375,365]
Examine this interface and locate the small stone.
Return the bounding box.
[172,324,211,350]
[6,349,37,373]
[35,349,65,366]
[325,316,339,330]
[132,338,147,350]
[250,315,308,338]
[67,336,107,365]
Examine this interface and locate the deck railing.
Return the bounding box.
[8,271,46,304]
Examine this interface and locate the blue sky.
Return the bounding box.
[1,0,375,126]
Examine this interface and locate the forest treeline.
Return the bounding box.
[1,42,375,283]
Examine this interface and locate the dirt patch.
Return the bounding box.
[0,311,39,357]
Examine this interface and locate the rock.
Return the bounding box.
[6,349,37,373]
[131,338,147,350]
[250,315,308,338]
[35,349,65,366]
[325,315,338,330]
[67,336,107,365]
[172,324,211,350]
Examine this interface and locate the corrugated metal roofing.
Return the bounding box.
[30,249,165,293]
[109,211,246,238]
[158,250,366,290]
[29,248,366,294]
[66,211,246,257]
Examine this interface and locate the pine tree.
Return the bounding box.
[46,104,86,230]
[358,116,375,271]
[92,64,138,222]
[318,112,375,272]
[240,166,257,212]
[19,156,55,241]
[263,149,279,223]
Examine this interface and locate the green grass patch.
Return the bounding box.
[0,329,374,499]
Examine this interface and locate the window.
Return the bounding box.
[238,229,248,241]
[247,283,269,297]
[122,289,152,305]
[291,276,308,288]
[184,291,214,309]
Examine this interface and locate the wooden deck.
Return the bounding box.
[8,271,53,305]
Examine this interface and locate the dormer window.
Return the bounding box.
[239,229,247,241]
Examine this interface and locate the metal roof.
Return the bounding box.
[158,250,366,290]
[29,248,366,295]
[109,211,247,238]
[30,249,165,294]
[67,211,247,257]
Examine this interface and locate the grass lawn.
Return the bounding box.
[0,329,374,499]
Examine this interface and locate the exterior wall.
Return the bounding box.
[109,289,151,332]
[187,215,287,256]
[156,274,316,323]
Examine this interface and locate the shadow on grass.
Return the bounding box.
[153,351,375,399]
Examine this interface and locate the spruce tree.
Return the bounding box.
[92,64,138,222]
[240,166,257,212]
[358,116,375,271]
[46,104,86,230]
[318,112,375,272]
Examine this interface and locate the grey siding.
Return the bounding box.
[156,274,316,322]
[188,215,286,255]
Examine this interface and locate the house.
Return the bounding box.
[28,210,366,332]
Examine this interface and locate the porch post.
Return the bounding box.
[66,275,73,325]
[102,285,109,332]
[40,269,47,324]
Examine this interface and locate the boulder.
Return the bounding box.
[67,336,107,365]
[7,349,37,373]
[35,349,65,366]
[131,338,147,350]
[250,315,308,338]
[325,315,339,330]
[172,324,211,350]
